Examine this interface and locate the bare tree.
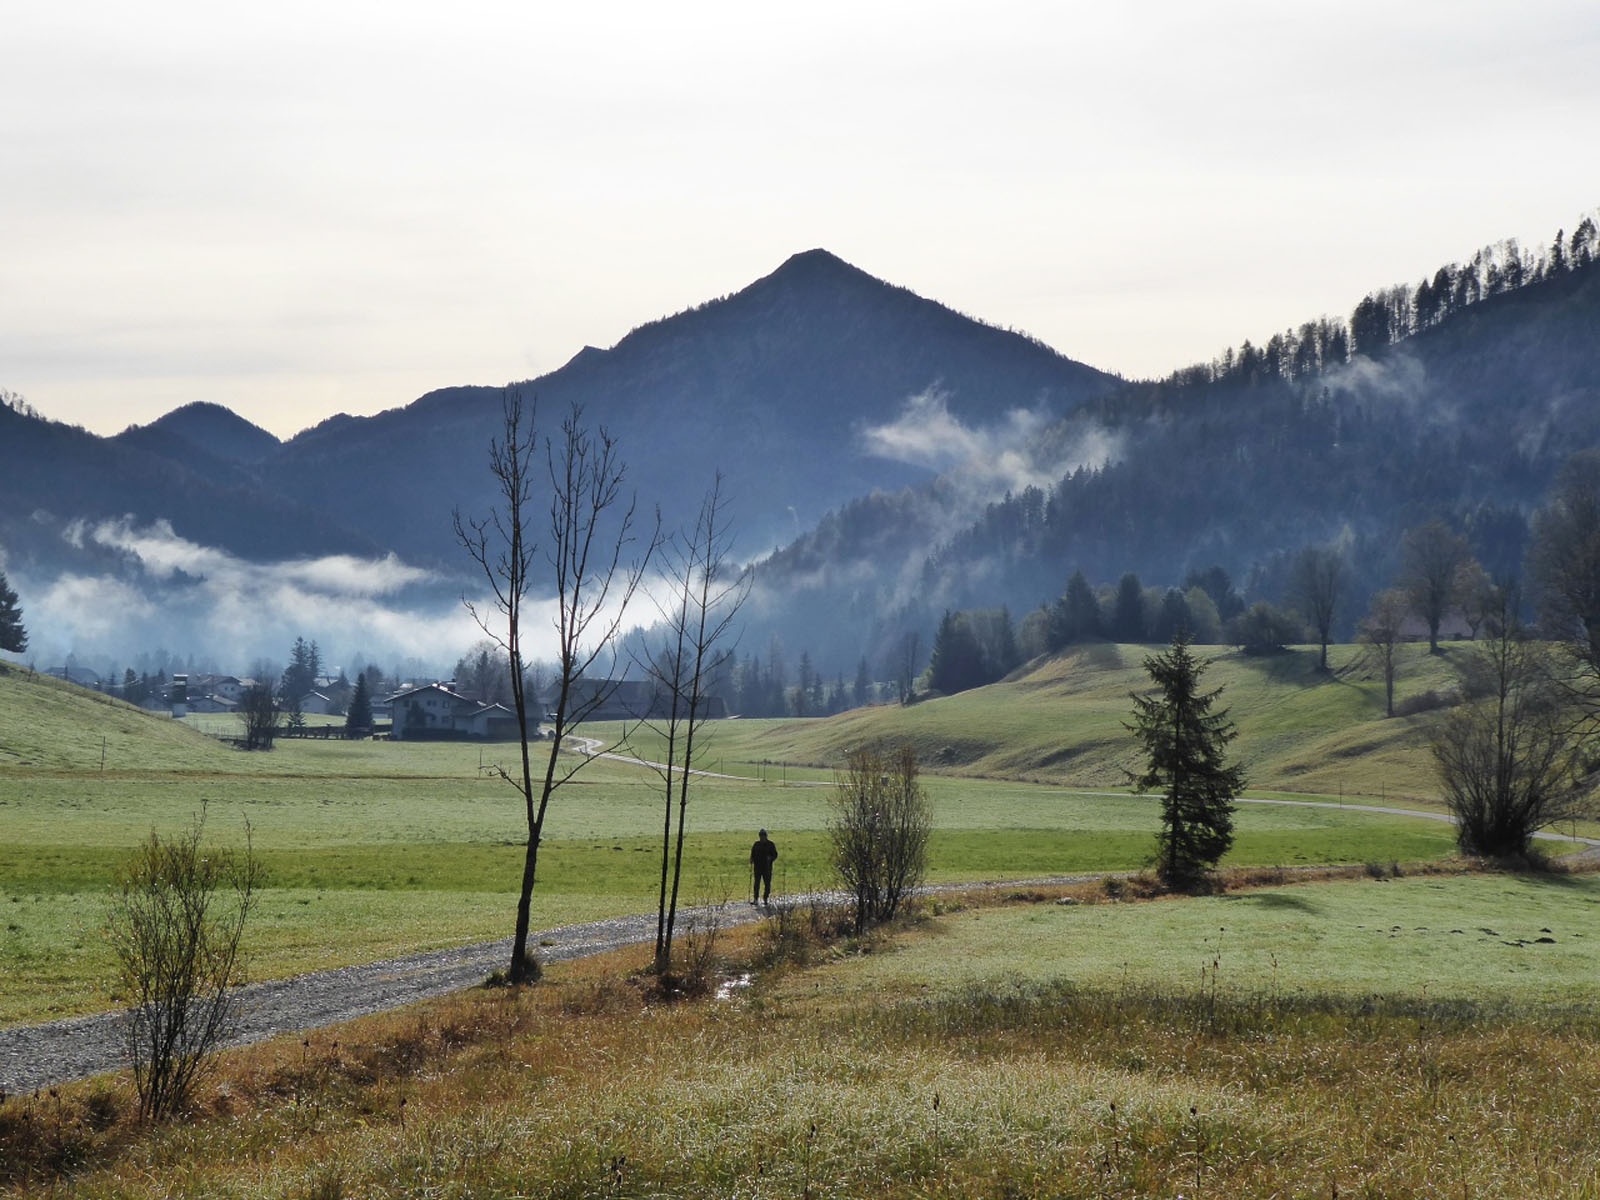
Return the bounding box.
[237,682,280,750]
[453,639,514,705]
[1453,559,1497,641]
[106,813,258,1120]
[1529,449,1600,722]
[1400,519,1471,653]
[1291,543,1346,672]
[638,475,751,978]
[891,630,922,705]
[1431,591,1582,858]
[1360,588,1409,718]
[456,393,657,984]
[829,743,932,933]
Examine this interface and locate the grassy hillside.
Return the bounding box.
[620,641,1468,804]
[0,662,244,773]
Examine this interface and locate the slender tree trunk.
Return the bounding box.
[654,715,680,973]
[510,836,539,982]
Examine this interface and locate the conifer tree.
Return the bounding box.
[345,671,373,734]
[1127,630,1246,888]
[0,570,25,654]
[1049,570,1101,648]
[1112,573,1146,643]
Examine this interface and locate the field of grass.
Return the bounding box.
[0,661,1479,1027]
[7,872,1598,1197]
[865,871,1600,1005]
[7,655,1600,1195]
[0,763,1459,1026]
[9,647,1596,1031]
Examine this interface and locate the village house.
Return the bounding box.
[387,682,533,741]
[191,674,250,704]
[296,691,341,716]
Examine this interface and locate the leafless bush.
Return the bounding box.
[671,885,730,995]
[105,814,258,1121]
[1431,615,1583,858]
[758,892,853,968]
[828,743,932,934]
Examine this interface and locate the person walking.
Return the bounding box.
[750,828,778,905]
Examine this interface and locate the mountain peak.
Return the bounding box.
[763,248,878,289]
[118,401,282,465]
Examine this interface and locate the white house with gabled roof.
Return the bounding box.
[388,683,533,741]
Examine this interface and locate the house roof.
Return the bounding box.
[388,682,467,703]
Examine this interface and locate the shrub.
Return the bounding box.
[828,743,932,934]
[1431,628,1582,858]
[1225,602,1304,655]
[757,893,852,968]
[1394,687,1455,716]
[105,813,258,1121]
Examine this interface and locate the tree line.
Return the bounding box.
[1167,215,1598,392]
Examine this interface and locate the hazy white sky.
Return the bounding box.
[5,0,1597,440]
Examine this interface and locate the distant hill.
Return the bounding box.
[0,399,377,576]
[686,639,1459,801]
[10,225,1600,683]
[115,402,282,468]
[0,249,1118,667]
[0,660,239,773]
[4,250,1116,579]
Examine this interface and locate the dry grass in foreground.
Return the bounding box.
[4,880,1600,1198]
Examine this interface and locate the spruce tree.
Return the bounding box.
[928,610,985,695]
[1127,630,1246,888]
[1112,573,1146,642]
[345,672,373,735]
[0,570,25,654]
[1051,570,1100,648]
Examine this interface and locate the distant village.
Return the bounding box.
[36,664,722,742]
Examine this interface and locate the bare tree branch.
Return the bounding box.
[457,393,658,984]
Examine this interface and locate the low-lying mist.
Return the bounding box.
[13,518,542,679]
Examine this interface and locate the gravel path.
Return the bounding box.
[0,906,753,1096]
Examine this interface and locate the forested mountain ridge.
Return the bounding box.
[0,396,378,575]
[745,219,1600,679]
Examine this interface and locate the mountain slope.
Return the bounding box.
[267,249,1121,566]
[747,250,1600,674]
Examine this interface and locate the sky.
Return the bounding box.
[5,0,1599,441]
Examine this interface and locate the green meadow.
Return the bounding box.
[853,871,1600,1006]
[6,651,1600,1197]
[0,643,1585,1028]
